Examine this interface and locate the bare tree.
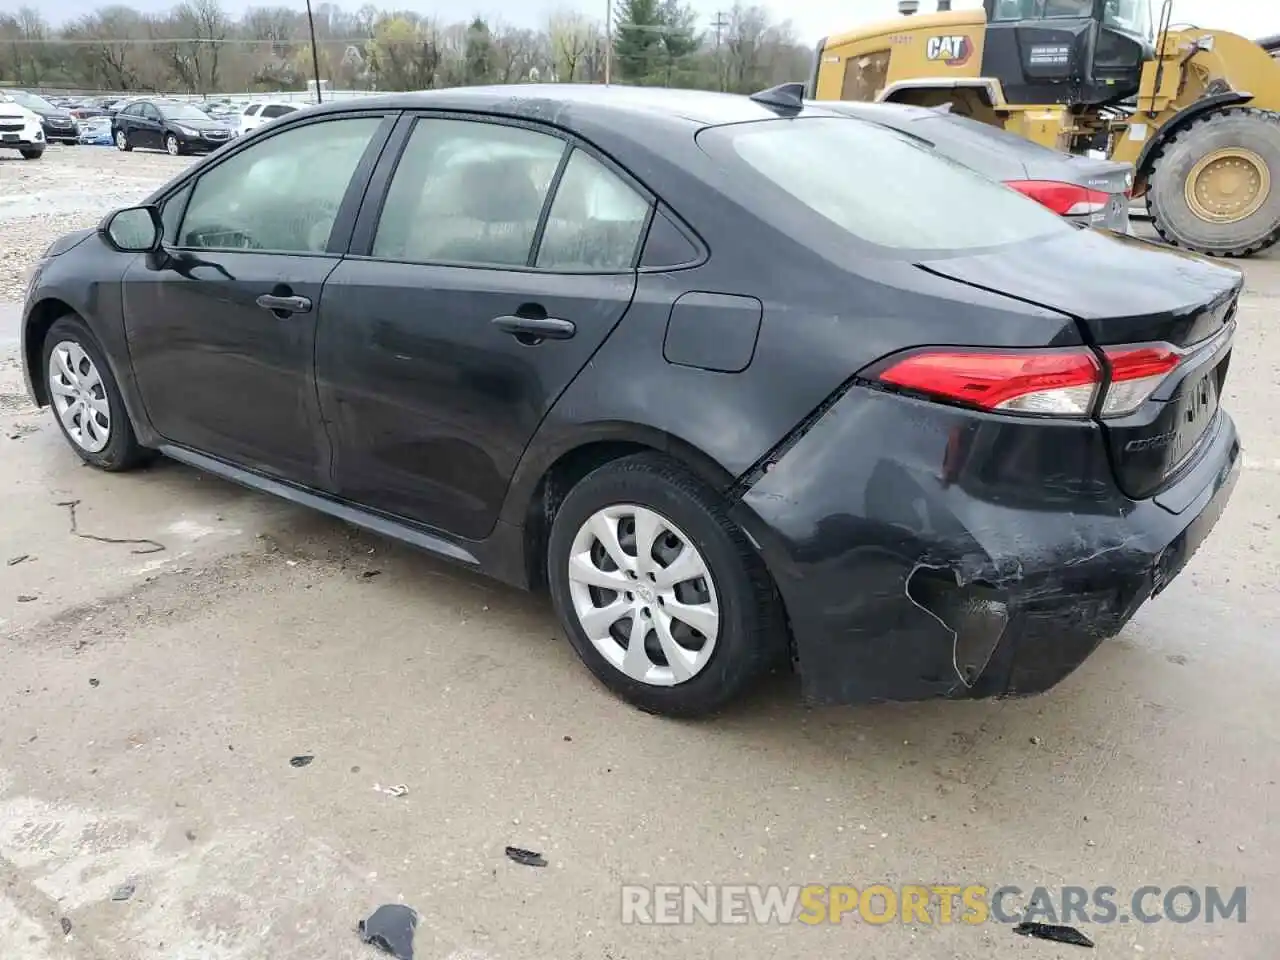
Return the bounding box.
[547,10,593,83]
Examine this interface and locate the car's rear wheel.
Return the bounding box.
[115,129,130,151]
[42,315,151,472]
[165,133,182,156]
[19,148,43,160]
[547,453,784,717]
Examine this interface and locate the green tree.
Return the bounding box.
[657,0,699,86]
[613,0,663,84]
[464,16,492,85]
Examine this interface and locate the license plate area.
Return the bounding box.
[1,134,18,142]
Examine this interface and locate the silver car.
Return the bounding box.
[819,101,1133,233]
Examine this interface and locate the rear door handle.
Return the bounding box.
[491,315,576,341]
[256,294,312,315]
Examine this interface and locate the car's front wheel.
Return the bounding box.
[165,133,182,156]
[547,453,784,717]
[42,315,151,472]
[19,148,43,160]
[115,129,130,151]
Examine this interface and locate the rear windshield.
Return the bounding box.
[699,116,1071,253]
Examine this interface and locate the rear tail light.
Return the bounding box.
[870,343,1182,419]
[1098,343,1181,417]
[1005,180,1111,216]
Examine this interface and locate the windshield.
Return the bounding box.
[1103,0,1154,39]
[699,117,1070,254]
[7,91,54,111]
[160,102,212,121]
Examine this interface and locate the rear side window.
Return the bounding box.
[700,117,1070,253]
[244,105,260,116]
[536,149,650,271]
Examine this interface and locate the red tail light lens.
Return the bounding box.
[872,344,1186,418]
[1005,180,1111,216]
[874,348,1102,416]
[1099,343,1182,417]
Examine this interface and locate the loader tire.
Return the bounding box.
[1147,106,1280,258]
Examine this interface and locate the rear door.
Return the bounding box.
[316,113,653,540]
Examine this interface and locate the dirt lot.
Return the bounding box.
[1,146,1278,960]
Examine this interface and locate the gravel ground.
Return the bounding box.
[0,145,192,302]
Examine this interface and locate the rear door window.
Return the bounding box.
[372,118,565,267]
[698,116,1071,253]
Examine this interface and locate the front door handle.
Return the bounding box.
[491,315,575,341]
[256,293,312,315]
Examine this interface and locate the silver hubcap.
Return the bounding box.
[167,137,178,154]
[116,131,126,148]
[567,504,720,687]
[48,340,111,454]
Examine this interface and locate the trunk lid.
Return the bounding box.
[919,229,1242,503]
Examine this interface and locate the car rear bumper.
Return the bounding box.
[731,386,1240,706]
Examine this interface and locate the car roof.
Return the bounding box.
[300,84,848,133]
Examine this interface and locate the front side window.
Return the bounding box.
[244,104,261,116]
[536,149,650,271]
[261,104,295,119]
[178,116,382,253]
[700,116,1070,254]
[372,118,565,267]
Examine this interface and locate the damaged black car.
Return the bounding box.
[19,84,1240,716]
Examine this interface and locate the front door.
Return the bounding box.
[135,103,163,149]
[317,115,654,540]
[123,113,390,487]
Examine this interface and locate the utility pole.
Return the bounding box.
[604,0,612,85]
[711,11,728,91]
[305,0,322,103]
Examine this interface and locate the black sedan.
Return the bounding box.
[820,100,1133,232]
[3,89,79,144]
[19,85,1240,717]
[112,98,233,155]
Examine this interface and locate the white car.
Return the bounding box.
[236,101,302,137]
[0,96,45,159]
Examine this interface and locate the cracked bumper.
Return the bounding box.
[732,388,1241,706]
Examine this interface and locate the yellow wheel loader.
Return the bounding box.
[807,0,1280,257]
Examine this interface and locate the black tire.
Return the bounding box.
[19,148,43,160]
[547,452,785,718]
[41,314,152,472]
[115,129,131,151]
[1147,107,1280,258]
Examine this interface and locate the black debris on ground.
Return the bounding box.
[60,917,72,936]
[1014,921,1095,948]
[89,678,100,687]
[6,554,31,566]
[290,755,314,768]
[111,881,136,902]
[358,903,419,960]
[17,595,37,603]
[505,846,548,868]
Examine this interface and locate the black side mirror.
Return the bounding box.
[101,205,163,253]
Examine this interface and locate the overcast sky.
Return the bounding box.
[11,0,1277,46]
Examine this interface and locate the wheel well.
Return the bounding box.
[522,440,654,592]
[22,298,77,406]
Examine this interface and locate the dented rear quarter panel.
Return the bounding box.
[732,382,1243,705]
